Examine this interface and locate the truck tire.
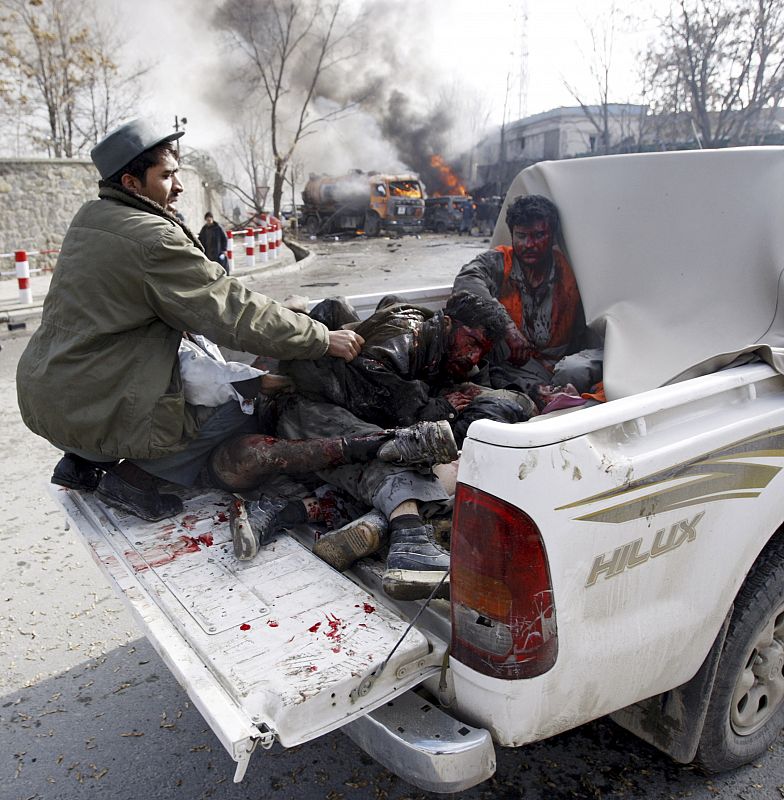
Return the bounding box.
[695,536,784,772]
[305,215,320,236]
[364,212,380,237]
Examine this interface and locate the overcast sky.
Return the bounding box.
[105,0,671,172]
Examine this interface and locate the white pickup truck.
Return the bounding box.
[52,148,784,792]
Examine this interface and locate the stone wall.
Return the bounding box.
[0,159,209,270]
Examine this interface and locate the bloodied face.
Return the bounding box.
[445,322,493,380]
[511,219,554,268]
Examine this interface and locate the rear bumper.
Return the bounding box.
[343,689,495,793]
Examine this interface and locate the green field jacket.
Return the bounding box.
[17,186,329,459]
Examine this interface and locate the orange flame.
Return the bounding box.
[430,154,467,196]
[389,180,423,198]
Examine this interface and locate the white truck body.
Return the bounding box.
[52,149,784,791]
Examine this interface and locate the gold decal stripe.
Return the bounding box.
[556,428,784,520]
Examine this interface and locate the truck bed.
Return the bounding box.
[54,485,450,780]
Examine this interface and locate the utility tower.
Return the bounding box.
[515,0,529,122]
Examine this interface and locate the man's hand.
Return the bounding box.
[442,390,476,413]
[327,330,364,362]
[505,323,532,365]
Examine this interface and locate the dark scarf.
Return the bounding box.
[97,182,204,252]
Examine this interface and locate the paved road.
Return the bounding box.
[1,235,783,800]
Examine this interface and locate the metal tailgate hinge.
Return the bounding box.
[232,724,276,783]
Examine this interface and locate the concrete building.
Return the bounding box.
[470,104,648,194]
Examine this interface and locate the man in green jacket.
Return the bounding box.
[16,118,373,522]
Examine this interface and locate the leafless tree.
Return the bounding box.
[0,0,148,157]
[217,0,366,216]
[564,5,650,154]
[645,0,784,147]
[219,112,274,225]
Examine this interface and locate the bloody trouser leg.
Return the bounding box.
[208,431,390,492]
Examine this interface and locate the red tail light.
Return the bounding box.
[451,483,557,679]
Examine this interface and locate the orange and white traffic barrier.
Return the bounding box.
[15,250,33,304]
[225,230,233,274]
[244,228,255,269]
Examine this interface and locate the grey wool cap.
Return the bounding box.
[90,118,184,179]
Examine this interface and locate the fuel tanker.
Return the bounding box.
[301,170,425,236]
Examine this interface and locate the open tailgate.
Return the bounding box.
[52,485,445,781]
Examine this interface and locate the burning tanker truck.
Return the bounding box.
[300,170,425,236]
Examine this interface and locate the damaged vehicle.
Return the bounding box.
[424,195,473,233]
[301,170,425,237]
[52,148,784,791]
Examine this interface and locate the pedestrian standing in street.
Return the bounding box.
[16,117,366,523]
[198,211,228,267]
[458,199,475,236]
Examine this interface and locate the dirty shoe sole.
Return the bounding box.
[313,511,387,572]
[231,498,258,561]
[382,569,450,601]
[377,420,458,466]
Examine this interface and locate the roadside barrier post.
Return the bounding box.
[258,226,268,263]
[225,230,233,274]
[270,219,279,259]
[15,250,33,305]
[245,228,255,269]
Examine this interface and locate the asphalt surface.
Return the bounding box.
[1,233,783,800]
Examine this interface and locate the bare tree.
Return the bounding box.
[0,0,149,157]
[217,0,365,216]
[219,112,274,225]
[645,0,784,147]
[76,20,149,148]
[564,5,650,154]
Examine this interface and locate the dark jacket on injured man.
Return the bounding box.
[282,304,459,428]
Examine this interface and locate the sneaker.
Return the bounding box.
[231,495,291,561]
[313,510,388,571]
[230,498,256,560]
[377,420,458,466]
[383,521,450,600]
[51,453,106,491]
[96,469,183,522]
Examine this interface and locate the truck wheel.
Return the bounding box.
[305,216,320,236]
[695,538,784,772]
[434,221,447,234]
[364,212,380,237]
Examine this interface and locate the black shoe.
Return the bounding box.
[231,495,296,561]
[96,470,183,522]
[377,420,458,466]
[51,454,105,491]
[383,520,450,600]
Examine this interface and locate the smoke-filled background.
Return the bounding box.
[100,0,660,156]
[98,0,662,191]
